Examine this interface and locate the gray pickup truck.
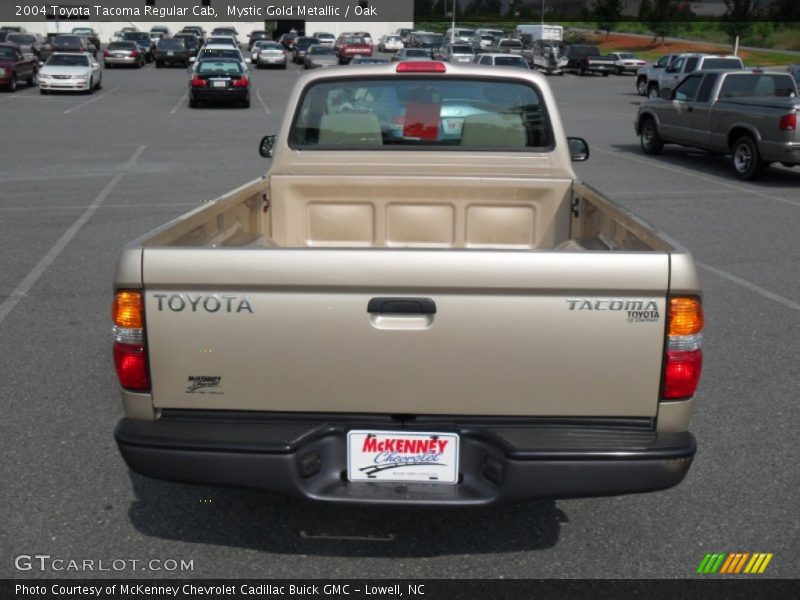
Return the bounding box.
[113,61,704,506]
[636,70,800,179]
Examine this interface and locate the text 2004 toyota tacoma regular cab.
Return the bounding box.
[113,61,704,506]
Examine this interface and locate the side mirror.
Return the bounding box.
[568,137,590,162]
[660,88,672,100]
[259,135,277,158]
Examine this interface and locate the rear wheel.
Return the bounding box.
[26,70,36,86]
[640,118,664,155]
[578,64,586,76]
[105,62,113,69]
[616,66,623,76]
[241,97,250,108]
[731,135,768,180]
[602,71,609,77]
[155,61,162,68]
[636,77,647,95]
[7,73,17,92]
[39,88,47,95]
[95,77,101,90]
[189,97,198,108]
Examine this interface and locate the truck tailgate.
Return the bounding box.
[143,249,669,417]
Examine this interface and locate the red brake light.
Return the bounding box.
[233,76,249,88]
[191,76,206,87]
[113,343,150,391]
[663,350,703,400]
[130,50,139,57]
[779,113,796,131]
[396,61,446,73]
[103,50,110,57]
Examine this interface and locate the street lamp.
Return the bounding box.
[451,0,456,43]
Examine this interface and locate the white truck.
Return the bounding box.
[516,24,568,75]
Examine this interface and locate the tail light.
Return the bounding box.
[233,76,249,88]
[131,50,139,57]
[779,113,796,131]
[112,290,150,392]
[191,75,206,87]
[662,296,703,400]
[396,61,446,73]
[103,50,110,57]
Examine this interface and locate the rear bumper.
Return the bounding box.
[116,413,695,507]
[191,88,249,102]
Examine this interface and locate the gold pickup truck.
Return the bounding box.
[113,61,703,506]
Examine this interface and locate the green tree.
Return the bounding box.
[769,0,800,21]
[595,0,623,37]
[720,0,757,43]
[432,0,446,17]
[414,0,434,18]
[645,0,681,43]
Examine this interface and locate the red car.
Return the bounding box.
[0,43,38,92]
[334,35,373,65]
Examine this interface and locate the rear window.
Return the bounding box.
[158,39,185,49]
[405,49,429,57]
[289,77,552,151]
[198,60,243,74]
[495,57,527,68]
[8,34,36,44]
[720,74,797,98]
[199,49,240,60]
[418,35,444,45]
[54,36,80,44]
[108,42,136,50]
[499,40,522,48]
[124,33,150,41]
[452,45,474,54]
[702,58,743,70]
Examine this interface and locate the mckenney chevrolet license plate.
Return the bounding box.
[347,431,459,484]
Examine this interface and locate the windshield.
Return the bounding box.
[47,54,90,66]
[418,35,444,45]
[124,33,150,41]
[0,47,15,58]
[290,77,551,150]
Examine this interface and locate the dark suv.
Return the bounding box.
[155,38,189,67]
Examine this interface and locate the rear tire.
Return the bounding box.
[155,61,162,68]
[26,70,36,86]
[40,88,47,95]
[189,97,198,108]
[8,73,17,92]
[578,64,586,76]
[636,77,647,96]
[640,118,664,155]
[616,66,623,76]
[731,135,768,180]
[241,97,250,108]
[602,71,609,77]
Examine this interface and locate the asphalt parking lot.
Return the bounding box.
[0,56,798,579]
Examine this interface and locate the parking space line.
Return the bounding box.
[698,262,800,312]
[170,89,189,114]
[592,147,800,209]
[0,145,145,326]
[256,89,271,114]
[63,87,119,115]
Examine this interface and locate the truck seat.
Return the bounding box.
[460,114,526,147]
[318,113,382,146]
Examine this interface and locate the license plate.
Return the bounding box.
[347,431,459,484]
[442,118,463,135]
[212,80,227,88]
[114,53,125,58]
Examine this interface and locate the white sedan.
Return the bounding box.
[38,52,101,94]
[609,52,647,75]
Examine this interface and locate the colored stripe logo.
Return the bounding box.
[697,553,773,574]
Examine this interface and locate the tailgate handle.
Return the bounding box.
[368,297,436,315]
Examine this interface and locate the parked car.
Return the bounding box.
[254,41,287,69]
[38,52,101,94]
[445,28,476,43]
[292,37,320,64]
[150,26,171,38]
[248,30,270,50]
[313,32,336,46]
[180,26,205,45]
[37,33,60,63]
[189,58,250,108]
[71,28,101,54]
[523,39,568,75]
[335,35,373,64]
[210,28,239,43]
[635,53,686,96]
[5,32,42,60]
[0,43,38,91]
[279,33,298,50]
[122,32,155,62]
[52,35,92,56]
[645,54,745,99]
[475,53,530,70]
[608,52,646,75]
[391,48,433,62]
[155,38,189,68]
[378,35,404,53]
[564,45,615,76]
[471,29,504,51]
[491,38,524,55]
[353,32,373,47]
[103,41,145,68]
[407,32,444,57]
[636,70,800,179]
[192,45,250,72]
[173,33,200,58]
[304,44,338,69]
[204,36,238,49]
[395,28,414,43]
[437,43,475,64]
